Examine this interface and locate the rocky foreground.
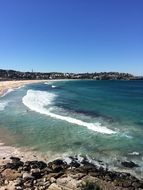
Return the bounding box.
[0,156,143,190]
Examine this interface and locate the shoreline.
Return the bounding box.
[0,154,143,190]
[0,78,82,160]
[0,80,49,97]
[0,79,68,164]
[0,142,142,180]
[0,79,143,189]
[0,79,79,97]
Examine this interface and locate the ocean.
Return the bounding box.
[0,80,143,177]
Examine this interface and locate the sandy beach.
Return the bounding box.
[0,80,49,97]
[0,80,143,189]
[0,79,72,163]
[0,79,75,97]
[0,80,50,164]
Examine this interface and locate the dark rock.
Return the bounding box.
[43,181,50,187]
[66,156,81,168]
[36,161,47,170]
[70,161,80,168]
[52,159,65,166]
[24,160,47,170]
[127,187,135,190]
[121,161,139,168]
[0,173,4,186]
[15,178,23,186]
[24,179,34,188]
[46,172,64,180]
[53,166,64,173]
[81,157,96,168]
[106,171,117,181]
[10,156,21,162]
[43,167,53,173]
[98,160,103,163]
[1,156,143,190]
[23,165,31,172]
[31,168,42,179]
[69,156,75,160]
[74,166,88,174]
[54,172,65,179]
[5,161,23,170]
[132,181,142,188]
[5,163,16,169]
[122,180,132,188]
[5,157,24,170]
[48,159,67,173]
[17,166,24,173]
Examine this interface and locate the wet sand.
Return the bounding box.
[0,79,78,164]
[0,79,76,97]
[0,80,51,164]
[0,80,48,97]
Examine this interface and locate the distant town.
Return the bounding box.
[0,69,142,81]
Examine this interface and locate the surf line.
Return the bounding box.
[22,90,116,135]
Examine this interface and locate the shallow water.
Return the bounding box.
[0,80,143,177]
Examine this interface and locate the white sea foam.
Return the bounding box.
[1,89,14,97]
[128,152,140,156]
[121,133,133,139]
[15,85,25,90]
[44,82,49,85]
[22,90,116,134]
[0,101,8,111]
[1,86,25,98]
[44,82,56,88]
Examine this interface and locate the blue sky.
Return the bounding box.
[0,0,143,75]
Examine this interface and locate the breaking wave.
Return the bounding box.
[1,89,14,97]
[0,101,9,111]
[44,82,49,85]
[22,90,116,134]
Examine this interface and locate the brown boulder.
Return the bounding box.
[2,169,21,181]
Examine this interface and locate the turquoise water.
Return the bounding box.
[0,80,143,176]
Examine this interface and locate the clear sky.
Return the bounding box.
[0,0,143,75]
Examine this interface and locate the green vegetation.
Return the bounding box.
[82,181,102,190]
[0,68,138,81]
